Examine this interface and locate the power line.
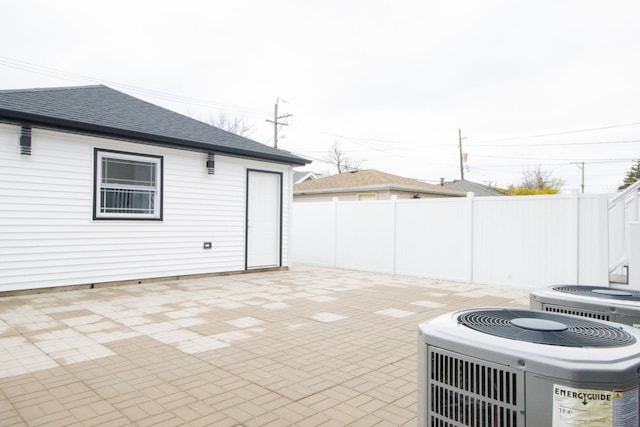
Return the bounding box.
[472,154,636,162]
[291,126,640,154]
[2,54,638,170]
[289,128,413,157]
[469,139,640,148]
[0,56,269,115]
[297,128,420,148]
[470,122,640,144]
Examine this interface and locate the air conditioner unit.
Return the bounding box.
[530,285,640,327]
[417,308,640,427]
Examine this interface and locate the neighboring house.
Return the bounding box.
[442,179,506,197]
[293,169,465,202]
[293,170,319,184]
[0,85,309,293]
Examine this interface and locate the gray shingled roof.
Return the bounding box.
[443,179,506,196]
[0,85,308,166]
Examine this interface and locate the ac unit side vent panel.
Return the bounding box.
[428,347,523,426]
[458,309,635,347]
[542,305,611,321]
[552,285,640,301]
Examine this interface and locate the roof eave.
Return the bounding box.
[294,183,465,196]
[0,109,310,166]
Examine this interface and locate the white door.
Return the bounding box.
[246,170,281,269]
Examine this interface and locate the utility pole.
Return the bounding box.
[265,98,292,148]
[571,162,585,193]
[458,129,466,180]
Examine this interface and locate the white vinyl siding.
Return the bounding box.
[0,124,293,292]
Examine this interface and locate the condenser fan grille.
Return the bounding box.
[458,309,636,347]
[429,347,523,426]
[552,285,640,301]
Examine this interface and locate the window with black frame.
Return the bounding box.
[94,149,162,220]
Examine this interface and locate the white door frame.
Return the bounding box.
[245,169,283,269]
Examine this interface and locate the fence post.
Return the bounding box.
[391,195,398,275]
[570,189,580,284]
[332,197,338,268]
[597,194,610,284]
[630,223,640,289]
[465,192,474,283]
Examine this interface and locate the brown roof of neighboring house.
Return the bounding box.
[443,179,507,196]
[293,169,465,196]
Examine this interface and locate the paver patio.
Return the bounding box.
[0,265,529,426]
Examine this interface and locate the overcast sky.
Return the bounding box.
[2,0,639,193]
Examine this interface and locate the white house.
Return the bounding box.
[0,85,309,293]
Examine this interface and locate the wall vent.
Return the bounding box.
[206,152,215,174]
[20,125,31,155]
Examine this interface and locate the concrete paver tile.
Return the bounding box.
[271,404,310,424]
[82,413,136,427]
[349,414,385,427]
[171,405,201,423]
[298,412,332,426]
[351,396,388,414]
[0,415,25,427]
[57,390,104,409]
[251,393,291,412]
[30,411,77,426]
[136,413,183,427]
[189,412,231,427]
[156,391,197,411]
[119,406,150,423]
[374,405,416,425]
[244,412,282,427]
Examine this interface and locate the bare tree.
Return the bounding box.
[325,142,364,174]
[207,112,253,136]
[508,165,564,195]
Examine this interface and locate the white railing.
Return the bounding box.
[608,180,640,276]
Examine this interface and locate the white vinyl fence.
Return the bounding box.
[291,192,609,289]
[609,180,640,278]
